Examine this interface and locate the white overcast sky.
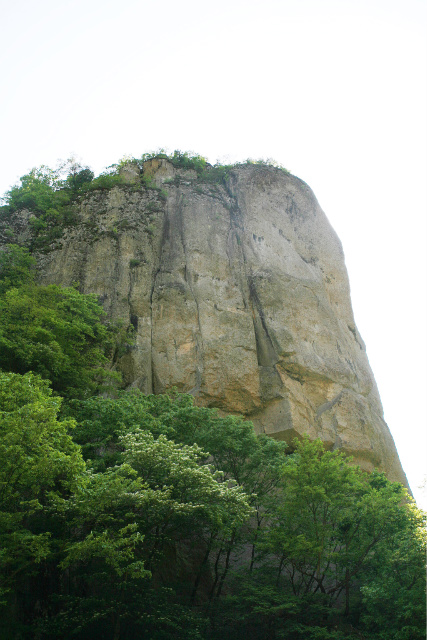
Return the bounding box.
[1,0,426,507]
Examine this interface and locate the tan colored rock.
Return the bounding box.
[29,161,408,488]
[143,158,176,186]
[119,163,140,184]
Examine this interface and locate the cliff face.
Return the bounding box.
[14,160,408,486]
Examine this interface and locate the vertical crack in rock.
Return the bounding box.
[247,276,279,367]
[77,241,90,294]
[149,203,170,395]
[149,265,161,394]
[176,192,203,393]
[315,391,344,418]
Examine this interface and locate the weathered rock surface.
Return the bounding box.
[20,161,408,487]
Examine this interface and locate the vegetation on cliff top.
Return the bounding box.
[0,244,425,639]
[0,151,290,251]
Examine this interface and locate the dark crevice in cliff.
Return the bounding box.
[316,391,344,418]
[348,324,364,350]
[149,202,171,394]
[247,277,280,368]
[77,242,90,294]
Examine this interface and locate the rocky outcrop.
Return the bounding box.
[19,160,408,487]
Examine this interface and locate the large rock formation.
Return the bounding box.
[13,160,408,487]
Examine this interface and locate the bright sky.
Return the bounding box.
[1,0,426,508]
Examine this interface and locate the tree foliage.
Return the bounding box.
[0,245,120,398]
[3,165,66,214]
[358,501,426,639]
[0,161,92,249]
[265,439,408,604]
[0,376,425,639]
[0,372,84,614]
[207,438,426,640]
[0,243,35,294]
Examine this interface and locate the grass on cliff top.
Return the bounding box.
[139,149,290,180]
[0,151,290,251]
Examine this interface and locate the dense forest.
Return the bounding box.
[0,156,425,639]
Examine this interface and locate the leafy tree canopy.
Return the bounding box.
[0,376,425,639]
[0,245,121,398]
[1,159,94,215]
[0,371,84,607]
[66,390,287,486]
[0,243,35,294]
[0,159,93,249]
[208,437,426,640]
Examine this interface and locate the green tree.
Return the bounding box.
[63,389,176,468]
[39,428,251,639]
[0,372,84,625]
[2,166,66,214]
[0,244,35,294]
[209,437,425,640]
[265,439,410,609]
[61,158,94,192]
[65,391,288,604]
[0,161,95,248]
[0,246,120,398]
[358,500,426,640]
[1,376,424,639]
[207,576,347,640]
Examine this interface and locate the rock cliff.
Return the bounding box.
[8,159,409,487]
